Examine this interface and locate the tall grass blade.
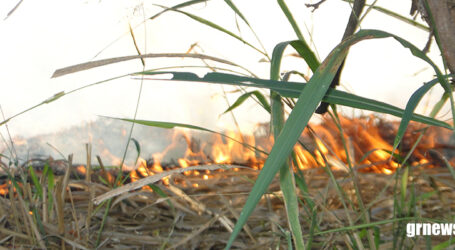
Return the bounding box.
[270,41,305,249]
[140,71,451,130]
[43,164,55,213]
[392,78,441,155]
[401,166,409,204]
[52,53,240,78]
[0,91,65,126]
[272,40,320,76]
[4,0,24,20]
[223,0,270,60]
[223,0,249,25]
[226,27,355,249]
[342,0,430,32]
[279,159,304,249]
[28,166,43,200]
[290,41,320,72]
[276,1,320,73]
[293,167,315,212]
[105,117,268,155]
[222,90,271,114]
[387,34,455,125]
[433,238,455,250]
[130,138,141,165]
[150,0,208,20]
[155,5,267,56]
[276,0,305,42]
[226,29,455,248]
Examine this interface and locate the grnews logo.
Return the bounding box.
[407,223,455,237]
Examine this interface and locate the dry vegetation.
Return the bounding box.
[1,165,454,249]
[1,117,455,249]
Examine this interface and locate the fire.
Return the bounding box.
[95,116,455,183]
[126,115,430,184]
[0,180,18,197]
[1,115,452,196]
[0,183,8,196]
[76,165,86,175]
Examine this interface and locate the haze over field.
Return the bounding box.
[0,1,447,149]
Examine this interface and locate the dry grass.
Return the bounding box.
[0,162,454,249]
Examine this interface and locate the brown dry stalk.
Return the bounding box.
[219,194,256,242]
[85,144,92,187]
[170,214,219,249]
[0,227,29,240]
[67,187,81,241]
[52,53,238,78]
[167,184,234,233]
[84,145,93,246]
[167,184,208,215]
[93,164,243,204]
[8,184,22,237]
[61,155,73,202]
[42,186,47,223]
[86,187,95,246]
[55,177,66,247]
[17,191,46,249]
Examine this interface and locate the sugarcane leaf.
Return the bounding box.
[271,40,319,77]
[341,0,429,32]
[393,78,440,152]
[29,166,43,200]
[155,4,266,56]
[138,70,451,130]
[103,117,268,156]
[150,0,209,20]
[276,0,320,72]
[224,0,249,25]
[223,90,271,114]
[290,40,320,73]
[225,29,351,249]
[277,0,304,41]
[270,36,305,249]
[134,29,454,247]
[223,29,454,248]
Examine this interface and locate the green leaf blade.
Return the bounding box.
[223,90,271,114]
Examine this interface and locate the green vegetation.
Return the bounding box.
[1,0,455,249]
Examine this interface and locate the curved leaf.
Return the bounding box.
[270,37,319,76]
[341,0,429,32]
[277,0,304,41]
[276,0,320,72]
[225,30,349,249]
[270,34,305,249]
[52,53,239,78]
[290,40,320,73]
[138,71,452,130]
[103,117,268,156]
[392,79,439,151]
[155,5,267,57]
[224,0,249,25]
[225,29,454,248]
[223,90,271,114]
[150,0,209,20]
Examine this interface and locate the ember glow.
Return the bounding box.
[0,183,8,196]
[0,116,453,196]
[123,115,453,193]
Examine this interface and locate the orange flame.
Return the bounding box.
[116,115,455,189]
[1,116,450,196]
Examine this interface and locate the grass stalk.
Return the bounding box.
[329,109,376,249]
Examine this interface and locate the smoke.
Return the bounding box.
[1,118,175,165]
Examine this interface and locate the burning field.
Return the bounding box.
[1,115,455,249]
